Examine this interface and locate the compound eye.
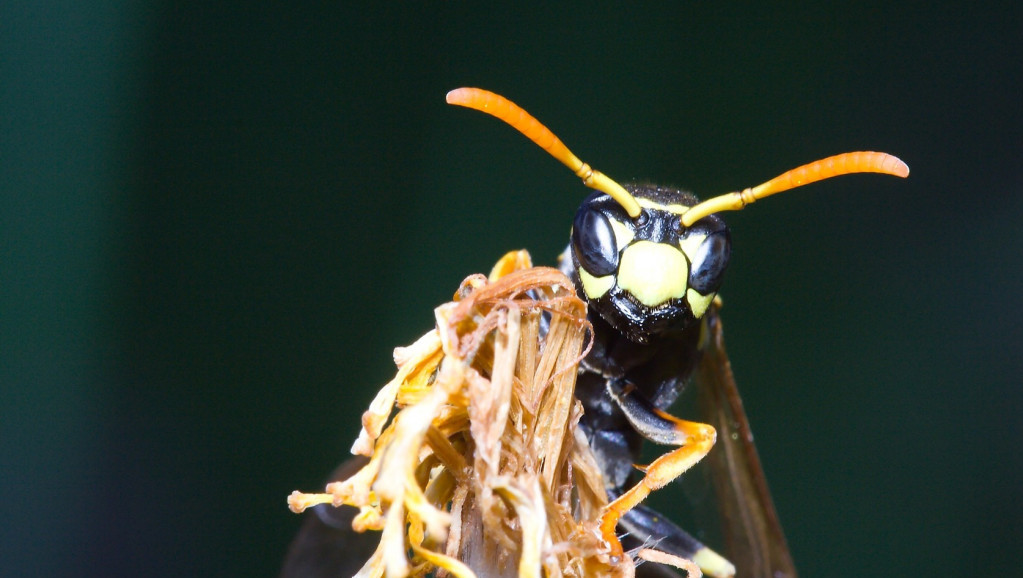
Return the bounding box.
[572,206,619,277]
[688,229,731,294]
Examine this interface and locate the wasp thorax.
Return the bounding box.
[567,185,731,343]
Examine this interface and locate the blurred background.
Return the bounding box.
[4,2,1021,577]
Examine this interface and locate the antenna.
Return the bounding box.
[680,152,910,226]
[446,87,642,218]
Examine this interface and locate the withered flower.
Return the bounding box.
[288,251,699,578]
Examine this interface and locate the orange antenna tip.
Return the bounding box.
[883,154,911,178]
[445,87,478,107]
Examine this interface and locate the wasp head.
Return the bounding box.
[567,184,731,344]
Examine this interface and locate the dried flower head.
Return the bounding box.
[288,251,699,578]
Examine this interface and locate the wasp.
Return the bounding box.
[281,88,908,578]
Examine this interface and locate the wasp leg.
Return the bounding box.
[600,380,716,560]
[618,501,736,578]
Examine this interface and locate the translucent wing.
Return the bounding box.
[693,306,797,578]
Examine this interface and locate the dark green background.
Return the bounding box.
[4,2,1021,577]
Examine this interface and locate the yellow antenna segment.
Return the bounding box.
[447,87,642,218]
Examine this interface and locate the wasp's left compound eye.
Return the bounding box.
[572,207,620,277]
[688,230,731,295]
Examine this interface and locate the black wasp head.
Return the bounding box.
[567,184,731,343]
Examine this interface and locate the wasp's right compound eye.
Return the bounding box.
[572,207,620,277]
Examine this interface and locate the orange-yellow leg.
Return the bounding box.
[600,383,717,559]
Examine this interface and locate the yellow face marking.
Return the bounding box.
[635,197,691,215]
[677,233,707,264]
[607,218,635,249]
[617,241,688,307]
[578,267,615,299]
[686,288,715,319]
